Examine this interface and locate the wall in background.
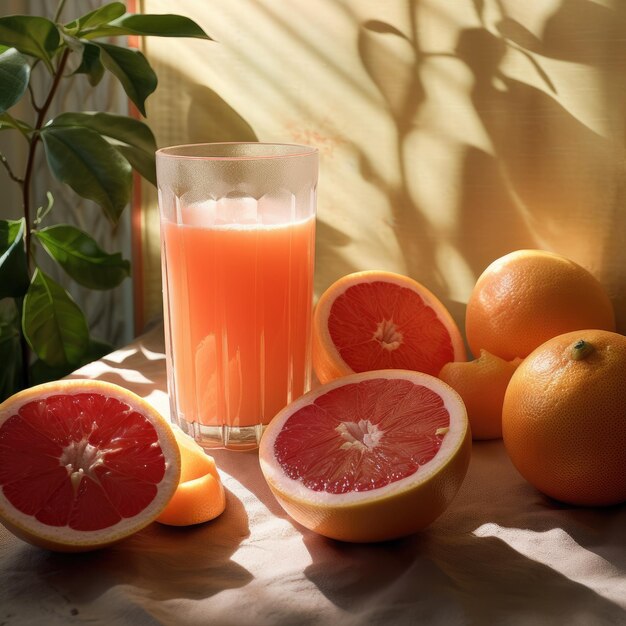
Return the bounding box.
[138,0,626,343]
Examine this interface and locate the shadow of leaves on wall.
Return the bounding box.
[456,21,626,310]
[356,10,449,303]
[187,84,258,143]
[352,0,625,328]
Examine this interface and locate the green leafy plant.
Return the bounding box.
[0,2,210,401]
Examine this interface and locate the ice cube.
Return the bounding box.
[180,199,217,226]
[257,190,296,225]
[215,196,258,225]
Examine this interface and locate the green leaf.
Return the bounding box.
[34,224,130,290]
[40,126,132,224]
[28,358,69,386]
[0,112,32,133]
[0,298,24,401]
[68,2,126,34]
[110,13,211,39]
[48,111,156,154]
[73,41,105,86]
[82,13,212,40]
[114,144,156,185]
[30,338,113,385]
[47,111,156,185]
[96,43,157,116]
[22,268,89,367]
[83,338,114,362]
[0,16,60,71]
[0,218,30,299]
[0,47,30,114]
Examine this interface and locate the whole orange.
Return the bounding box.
[466,250,615,360]
[502,329,626,506]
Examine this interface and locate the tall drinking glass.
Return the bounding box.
[156,143,318,451]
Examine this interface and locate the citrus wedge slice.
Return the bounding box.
[156,428,226,526]
[439,350,521,440]
[259,369,470,542]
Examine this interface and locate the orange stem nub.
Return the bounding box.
[570,339,595,361]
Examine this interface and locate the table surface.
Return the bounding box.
[1,325,625,626]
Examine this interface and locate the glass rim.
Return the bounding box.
[156,142,318,161]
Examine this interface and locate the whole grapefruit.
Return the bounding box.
[502,329,626,506]
[466,250,615,360]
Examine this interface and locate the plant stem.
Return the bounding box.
[53,0,68,22]
[22,47,70,261]
[0,152,24,184]
[27,82,42,113]
[570,339,595,361]
[17,297,29,389]
[20,46,70,385]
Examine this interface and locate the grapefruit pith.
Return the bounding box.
[259,370,470,542]
[312,271,466,384]
[0,379,181,551]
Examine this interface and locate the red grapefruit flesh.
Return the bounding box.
[0,380,180,551]
[259,370,470,542]
[313,271,466,384]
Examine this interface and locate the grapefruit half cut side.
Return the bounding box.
[0,380,181,551]
[259,369,471,542]
[312,271,466,384]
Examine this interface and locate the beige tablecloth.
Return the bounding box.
[1,326,625,625]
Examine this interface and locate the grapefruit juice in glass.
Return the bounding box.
[156,143,318,450]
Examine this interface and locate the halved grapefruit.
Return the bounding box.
[312,271,466,384]
[0,379,181,551]
[259,370,470,542]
